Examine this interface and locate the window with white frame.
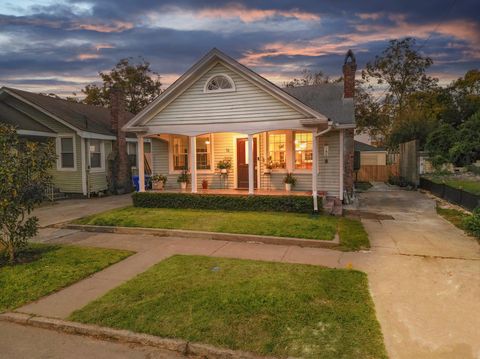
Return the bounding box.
[196,135,212,170]
[205,75,234,92]
[294,132,313,170]
[172,135,188,170]
[59,137,74,169]
[267,133,286,169]
[127,142,137,167]
[89,139,102,169]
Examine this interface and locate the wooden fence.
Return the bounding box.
[356,164,399,182]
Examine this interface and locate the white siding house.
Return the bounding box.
[124,48,357,208]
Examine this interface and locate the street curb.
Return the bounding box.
[0,312,280,359]
[60,224,339,249]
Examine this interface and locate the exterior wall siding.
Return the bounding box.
[87,140,112,193]
[50,134,83,193]
[149,63,307,126]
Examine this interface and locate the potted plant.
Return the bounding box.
[264,158,273,174]
[202,179,209,189]
[177,169,190,190]
[217,159,232,174]
[283,172,297,192]
[151,174,167,190]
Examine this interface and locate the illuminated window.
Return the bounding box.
[172,135,188,170]
[268,133,286,169]
[294,132,313,169]
[196,135,212,170]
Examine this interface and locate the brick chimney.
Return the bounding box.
[109,86,132,194]
[342,49,357,99]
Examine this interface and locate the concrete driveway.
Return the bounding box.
[352,184,480,359]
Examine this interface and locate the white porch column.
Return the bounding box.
[189,136,197,193]
[248,134,254,195]
[137,134,145,192]
[312,130,319,212]
[339,130,344,201]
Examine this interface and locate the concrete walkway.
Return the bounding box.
[13,187,480,359]
[34,194,132,228]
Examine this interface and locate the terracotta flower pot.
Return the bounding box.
[152,181,164,190]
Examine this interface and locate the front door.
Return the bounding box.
[236,138,258,189]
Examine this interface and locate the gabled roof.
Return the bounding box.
[124,48,329,131]
[283,84,355,125]
[1,87,135,137]
[0,101,55,133]
[354,140,386,152]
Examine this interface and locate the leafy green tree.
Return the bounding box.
[425,123,458,167]
[440,69,480,126]
[357,38,438,146]
[0,124,56,263]
[448,111,480,166]
[284,69,341,87]
[80,57,162,114]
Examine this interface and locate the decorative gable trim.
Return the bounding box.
[123,48,328,132]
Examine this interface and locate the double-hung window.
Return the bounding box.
[89,139,103,170]
[172,135,188,170]
[267,133,286,169]
[59,137,75,169]
[196,135,212,170]
[127,142,137,168]
[294,132,313,170]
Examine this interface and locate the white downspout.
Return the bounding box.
[312,120,334,212]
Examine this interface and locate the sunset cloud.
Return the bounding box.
[1,0,478,96]
[197,4,320,22]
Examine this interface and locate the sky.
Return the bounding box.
[1,0,479,96]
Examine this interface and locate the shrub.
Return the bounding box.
[463,208,480,238]
[132,192,321,213]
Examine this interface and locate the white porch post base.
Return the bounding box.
[190,136,197,193]
[137,134,145,192]
[312,130,319,212]
[248,134,254,195]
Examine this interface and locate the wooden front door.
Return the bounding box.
[236,138,258,189]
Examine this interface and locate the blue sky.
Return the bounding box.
[1,0,479,96]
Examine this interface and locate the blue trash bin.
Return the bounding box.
[132,175,151,191]
[132,176,139,192]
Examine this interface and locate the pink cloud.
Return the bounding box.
[197,4,320,22]
[76,53,101,61]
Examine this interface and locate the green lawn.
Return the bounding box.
[75,207,370,250]
[436,206,469,230]
[70,255,386,359]
[0,244,132,313]
[428,177,480,195]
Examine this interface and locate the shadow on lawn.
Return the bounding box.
[0,244,59,266]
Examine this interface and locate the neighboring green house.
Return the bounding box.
[0,87,141,197]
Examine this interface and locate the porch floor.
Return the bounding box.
[155,188,314,196]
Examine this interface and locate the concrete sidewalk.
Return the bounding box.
[21,232,346,319]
